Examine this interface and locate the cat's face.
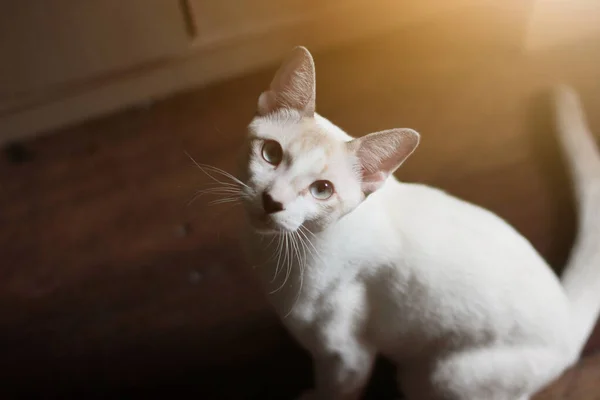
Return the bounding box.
[240,110,363,234]
[239,46,419,234]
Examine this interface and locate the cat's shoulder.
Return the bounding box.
[381,180,512,229]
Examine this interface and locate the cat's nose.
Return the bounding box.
[262,192,284,214]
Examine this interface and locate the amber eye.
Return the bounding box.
[261,140,283,166]
[309,180,334,200]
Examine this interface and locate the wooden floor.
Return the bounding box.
[2,13,600,399]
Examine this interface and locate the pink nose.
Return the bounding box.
[262,192,284,214]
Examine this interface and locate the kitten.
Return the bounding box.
[236,47,600,400]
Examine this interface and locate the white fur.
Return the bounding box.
[238,48,600,400]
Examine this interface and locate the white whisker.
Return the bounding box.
[195,187,241,194]
[203,180,240,188]
[301,225,319,240]
[208,197,242,206]
[188,187,244,206]
[263,233,279,264]
[271,233,292,294]
[271,233,284,282]
[284,230,308,318]
[184,152,251,210]
[264,233,276,249]
[298,229,309,268]
[298,225,323,263]
[185,152,249,195]
[186,154,249,189]
[200,165,248,188]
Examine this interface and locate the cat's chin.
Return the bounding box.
[246,213,298,235]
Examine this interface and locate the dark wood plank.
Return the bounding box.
[536,352,600,400]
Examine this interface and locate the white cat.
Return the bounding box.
[233,47,600,400]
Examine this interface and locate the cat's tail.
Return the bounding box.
[554,85,600,358]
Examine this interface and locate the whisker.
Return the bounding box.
[185,152,248,190]
[285,233,294,289]
[207,186,241,195]
[263,234,280,264]
[199,163,246,183]
[201,181,241,190]
[297,229,308,267]
[271,233,292,294]
[271,232,284,282]
[194,187,241,194]
[192,160,249,189]
[198,180,240,194]
[208,198,242,205]
[186,153,231,186]
[270,234,285,291]
[288,232,300,286]
[298,226,323,263]
[264,233,276,249]
[301,225,319,240]
[188,187,244,206]
[284,230,308,318]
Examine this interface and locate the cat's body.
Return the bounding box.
[235,47,600,399]
[246,114,571,357]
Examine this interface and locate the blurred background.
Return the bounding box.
[1,0,600,398]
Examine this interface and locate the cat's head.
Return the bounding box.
[240,47,419,234]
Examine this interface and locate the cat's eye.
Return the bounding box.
[310,180,334,200]
[261,140,283,166]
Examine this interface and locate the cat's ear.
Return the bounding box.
[257,46,316,117]
[347,128,420,195]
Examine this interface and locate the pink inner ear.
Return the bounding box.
[257,91,277,115]
[256,47,316,116]
[349,128,420,195]
[362,169,388,183]
[360,169,387,195]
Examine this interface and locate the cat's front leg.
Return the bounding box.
[301,343,376,400]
